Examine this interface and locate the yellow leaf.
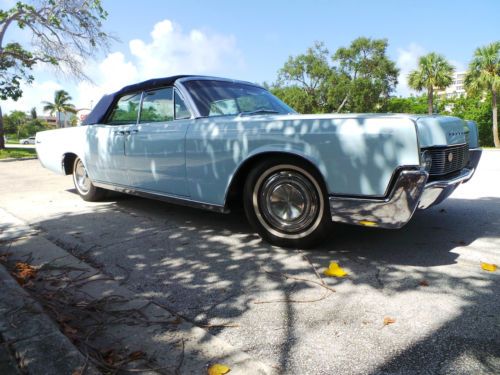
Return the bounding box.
[383,317,396,325]
[323,261,348,278]
[481,262,497,272]
[207,363,231,375]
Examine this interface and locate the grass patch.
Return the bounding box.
[0,147,37,159]
[5,136,20,144]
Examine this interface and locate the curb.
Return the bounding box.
[0,264,99,374]
[1,210,276,374]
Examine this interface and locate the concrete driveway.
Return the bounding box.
[1,151,499,374]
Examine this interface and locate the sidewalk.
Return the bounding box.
[0,209,275,374]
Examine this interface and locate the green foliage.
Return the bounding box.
[465,41,500,147]
[274,42,336,113]
[332,37,399,112]
[0,0,112,148]
[42,90,76,127]
[465,42,500,95]
[2,110,51,137]
[407,52,455,114]
[383,95,429,114]
[442,94,494,147]
[271,38,398,114]
[2,110,25,134]
[0,147,36,159]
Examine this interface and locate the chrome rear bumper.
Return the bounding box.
[329,148,482,229]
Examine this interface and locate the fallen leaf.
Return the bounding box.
[323,262,348,278]
[207,363,231,375]
[481,262,497,272]
[62,323,78,336]
[383,317,396,326]
[168,316,183,325]
[14,262,37,285]
[101,349,119,366]
[419,280,430,287]
[128,350,146,361]
[72,370,82,375]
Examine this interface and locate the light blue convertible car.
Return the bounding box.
[36,75,482,247]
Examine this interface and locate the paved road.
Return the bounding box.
[1,152,499,374]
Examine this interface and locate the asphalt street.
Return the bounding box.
[1,151,499,374]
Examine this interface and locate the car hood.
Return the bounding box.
[235,113,468,148]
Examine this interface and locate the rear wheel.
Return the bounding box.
[72,157,106,201]
[243,157,330,248]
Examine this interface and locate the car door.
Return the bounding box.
[124,87,191,196]
[85,92,142,186]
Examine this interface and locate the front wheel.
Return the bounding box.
[72,157,106,201]
[243,158,330,248]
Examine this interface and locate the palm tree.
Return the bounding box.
[42,90,77,128]
[408,52,455,114]
[465,42,500,148]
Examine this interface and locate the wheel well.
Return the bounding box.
[62,153,78,175]
[225,152,328,211]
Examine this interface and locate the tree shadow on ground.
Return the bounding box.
[20,194,500,374]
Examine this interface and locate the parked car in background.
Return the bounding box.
[20,136,36,145]
[35,75,482,248]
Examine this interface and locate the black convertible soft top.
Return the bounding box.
[82,75,192,125]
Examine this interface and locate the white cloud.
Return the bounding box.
[76,19,244,109]
[395,43,427,97]
[2,19,244,114]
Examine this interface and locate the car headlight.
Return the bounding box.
[421,150,432,172]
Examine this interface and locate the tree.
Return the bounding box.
[0,0,112,149]
[3,110,26,137]
[382,95,429,114]
[442,93,494,147]
[42,90,76,128]
[464,42,500,148]
[273,42,337,113]
[332,37,399,112]
[30,107,37,119]
[408,52,455,115]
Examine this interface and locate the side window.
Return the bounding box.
[140,87,173,123]
[106,92,141,125]
[174,91,191,120]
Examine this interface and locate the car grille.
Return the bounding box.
[426,143,469,176]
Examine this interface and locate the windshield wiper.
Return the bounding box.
[238,109,280,116]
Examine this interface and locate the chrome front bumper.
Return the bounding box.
[329,148,482,229]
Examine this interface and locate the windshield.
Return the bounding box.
[182,79,296,117]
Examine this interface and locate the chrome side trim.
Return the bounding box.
[329,170,428,229]
[92,181,228,214]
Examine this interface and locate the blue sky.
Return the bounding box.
[2,0,499,113]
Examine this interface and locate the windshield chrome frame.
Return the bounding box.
[174,76,294,119]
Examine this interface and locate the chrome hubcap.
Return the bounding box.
[259,170,319,234]
[74,160,91,194]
